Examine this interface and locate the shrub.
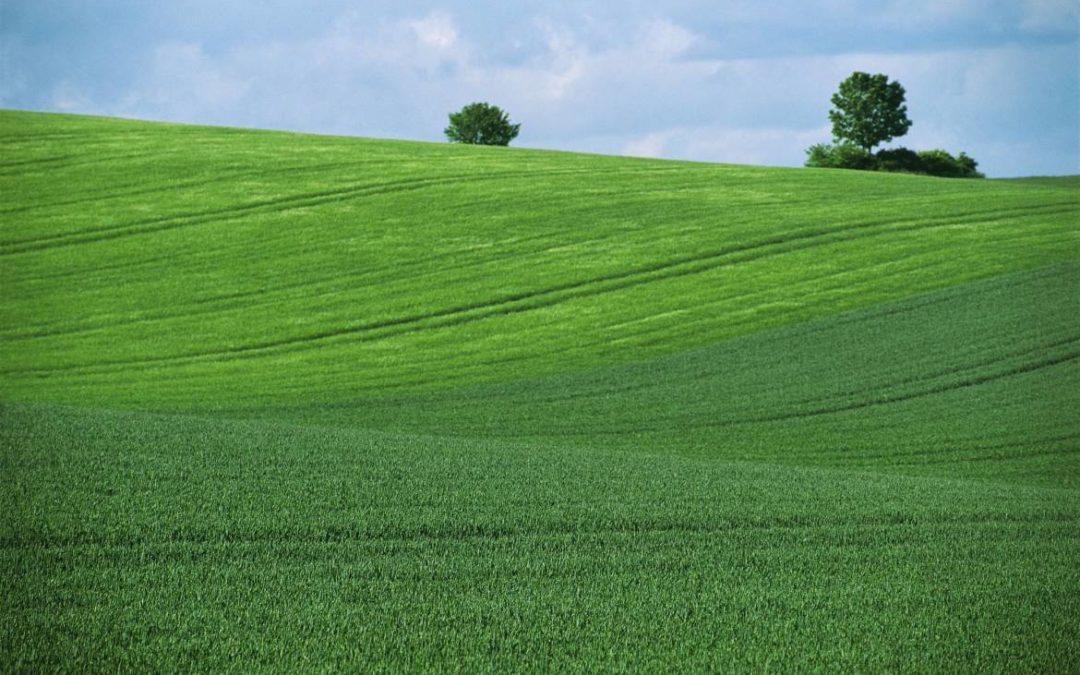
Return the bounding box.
[804,143,834,168]
[918,149,984,179]
[875,147,924,174]
[918,150,963,178]
[956,152,982,177]
[804,143,877,170]
[807,143,984,179]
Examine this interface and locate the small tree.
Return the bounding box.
[828,72,912,153]
[445,102,520,146]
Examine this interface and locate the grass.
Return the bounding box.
[2,109,1079,671]
[4,403,1078,671]
[271,262,1080,487]
[3,111,1077,408]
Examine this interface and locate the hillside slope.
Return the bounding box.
[268,262,1080,487]
[2,110,1077,409]
[2,110,1078,671]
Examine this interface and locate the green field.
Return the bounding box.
[2,109,1079,670]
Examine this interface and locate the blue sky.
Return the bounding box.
[2,0,1077,176]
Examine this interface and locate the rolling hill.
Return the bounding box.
[2,109,1078,670]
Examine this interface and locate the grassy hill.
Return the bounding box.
[2,109,1079,670]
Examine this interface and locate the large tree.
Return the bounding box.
[828,72,911,153]
[444,102,520,146]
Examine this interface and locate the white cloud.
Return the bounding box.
[138,42,250,117]
[528,21,590,101]
[69,7,1073,176]
[407,11,459,50]
[320,10,470,73]
[622,131,676,158]
[623,125,830,166]
[51,81,93,112]
[641,19,697,58]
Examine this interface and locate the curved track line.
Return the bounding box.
[784,332,1080,410]
[0,230,573,341]
[1,165,683,255]
[1,509,1070,552]
[547,347,1080,436]
[0,151,156,178]
[0,159,395,217]
[392,310,1077,412]
[1,212,984,374]
[4,200,1074,344]
[4,210,1076,376]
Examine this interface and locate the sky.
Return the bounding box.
[2,0,1077,177]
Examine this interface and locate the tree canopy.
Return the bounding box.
[806,73,982,178]
[445,102,521,146]
[828,72,912,152]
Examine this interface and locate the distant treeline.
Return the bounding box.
[806,144,984,179]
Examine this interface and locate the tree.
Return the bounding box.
[444,102,520,146]
[828,72,911,153]
[805,142,876,170]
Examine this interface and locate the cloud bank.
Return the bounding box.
[2,0,1076,176]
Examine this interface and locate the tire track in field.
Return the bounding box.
[3,160,1069,249]
[4,203,1077,375]
[391,256,976,409]
[6,186,1070,262]
[4,185,825,325]
[564,344,1080,436]
[2,155,456,219]
[391,266,1067,412]
[6,176,645,284]
[3,163,688,333]
[898,444,1080,465]
[2,509,1071,552]
[784,331,1080,411]
[1,173,477,252]
[0,159,396,217]
[0,152,156,178]
[366,336,1080,442]
[0,129,160,143]
[711,343,1080,428]
[0,155,75,170]
[0,213,980,370]
[807,432,1080,462]
[854,432,1080,465]
[0,165,679,255]
[0,230,571,341]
